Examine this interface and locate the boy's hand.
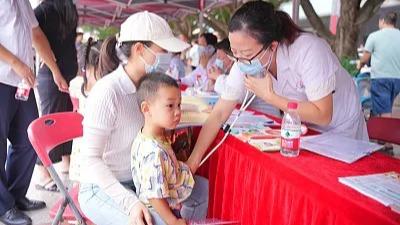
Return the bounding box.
[171,203,182,210]
[175,218,187,225]
[129,202,153,225]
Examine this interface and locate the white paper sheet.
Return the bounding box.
[226,114,274,127]
[301,133,383,163]
[339,172,400,208]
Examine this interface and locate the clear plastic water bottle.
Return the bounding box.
[280,102,301,157]
[15,79,31,101]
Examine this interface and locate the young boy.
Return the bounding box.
[132,73,194,225]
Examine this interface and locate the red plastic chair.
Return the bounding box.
[367,117,400,145]
[27,112,87,225]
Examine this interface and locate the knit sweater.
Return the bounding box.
[80,65,144,215]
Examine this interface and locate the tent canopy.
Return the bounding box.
[77,0,234,27]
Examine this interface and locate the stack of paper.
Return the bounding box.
[301,133,382,163]
[179,95,211,127]
[339,172,400,210]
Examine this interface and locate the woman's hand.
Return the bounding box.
[199,54,211,68]
[244,71,275,103]
[52,72,69,93]
[207,65,223,81]
[129,202,153,225]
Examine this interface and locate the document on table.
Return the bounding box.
[226,114,275,127]
[339,172,400,210]
[300,133,382,163]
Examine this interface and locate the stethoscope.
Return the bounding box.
[199,49,274,166]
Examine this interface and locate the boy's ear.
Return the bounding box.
[140,101,150,116]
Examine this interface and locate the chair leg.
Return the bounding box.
[47,166,87,225]
[52,199,67,225]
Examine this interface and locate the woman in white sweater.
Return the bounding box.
[78,12,209,225]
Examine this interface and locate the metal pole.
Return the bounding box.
[199,11,204,34]
[292,0,300,25]
[198,0,205,34]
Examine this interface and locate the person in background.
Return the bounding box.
[75,27,84,50]
[358,12,400,118]
[0,0,67,224]
[78,11,207,225]
[178,34,190,67]
[33,0,78,192]
[180,33,218,91]
[132,74,207,225]
[187,40,200,71]
[207,38,234,94]
[166,52,186,81]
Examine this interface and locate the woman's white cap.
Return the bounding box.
[118,11,190,53]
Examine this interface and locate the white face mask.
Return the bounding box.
[141,45,172,74]
[237,45,274,78]
[214,58,224,71]
[198,45,215,56]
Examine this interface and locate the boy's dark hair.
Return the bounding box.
[137,73,179,105]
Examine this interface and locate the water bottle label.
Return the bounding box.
[281,129,301,138]
[15,86,30,101]
[281,129,300,150]
[281,137,300,150]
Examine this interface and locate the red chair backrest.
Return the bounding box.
[367,117,400,145]
[28,112,83,167]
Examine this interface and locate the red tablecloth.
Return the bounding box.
[197,130,400,225]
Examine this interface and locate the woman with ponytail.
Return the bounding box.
[188,1,368,173]
[69,36,118,182]
[34,0,79,191]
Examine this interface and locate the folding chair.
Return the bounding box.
[354,72,371,119]
[27,112,87,225]
[367,117,400,145]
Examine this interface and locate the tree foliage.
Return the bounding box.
[300,0,384,58]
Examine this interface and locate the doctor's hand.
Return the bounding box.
[129,201,153,225]
[244,71,275,103]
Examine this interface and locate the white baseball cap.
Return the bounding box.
[118,11,190,53]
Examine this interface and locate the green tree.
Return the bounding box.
[169,0,289,40]
[81,25,119,40]
[301,0,384,58]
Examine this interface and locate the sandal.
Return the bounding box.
[35,180,59,192]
